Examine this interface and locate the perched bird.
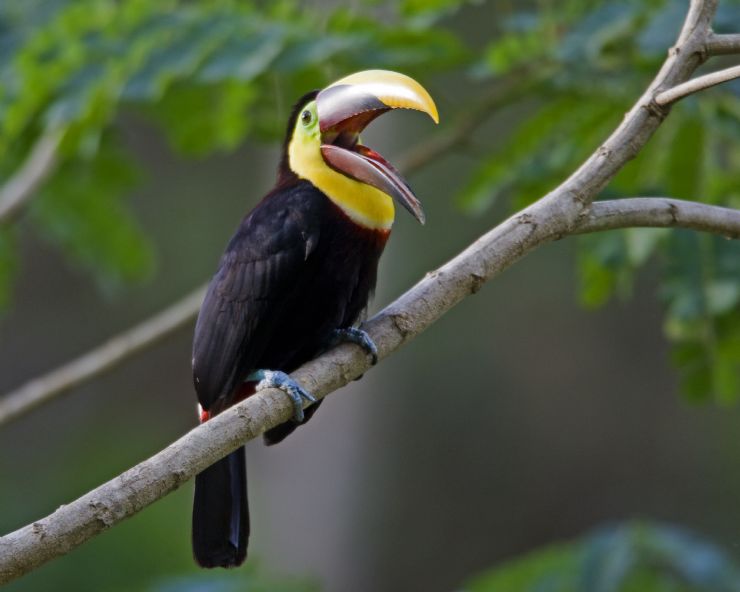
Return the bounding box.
[191,70,438,568]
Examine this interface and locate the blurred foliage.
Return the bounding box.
[2,1,740,589]
[456,0,740,403]
[0,2,739,399]
[149,568,319,592]
[0,0,464,292]
[465,522,740,592]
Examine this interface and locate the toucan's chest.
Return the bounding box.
[256,188,389,370]
[287,133,396,230]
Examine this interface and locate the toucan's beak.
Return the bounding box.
[316,70,439,224]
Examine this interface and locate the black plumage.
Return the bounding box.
[189,66,438,566]
[193,181,387,412]
[191,95,389,567]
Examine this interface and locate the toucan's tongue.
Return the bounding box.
[320,143,426,224]
[355,146,425,222]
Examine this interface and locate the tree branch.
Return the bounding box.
[0,84,523,427]
[0,131,62,225]
[1,0,719,427]
[655,64,740,105]
[0,0,727,584]
[706,32,740,56]
[576,198,740,238]
[0,287,207,428]
[523,0,716,222]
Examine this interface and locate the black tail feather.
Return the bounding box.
[192,447,249,568]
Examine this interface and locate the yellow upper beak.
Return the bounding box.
[324,69,439,124]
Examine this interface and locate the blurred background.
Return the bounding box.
[2,1,740,591]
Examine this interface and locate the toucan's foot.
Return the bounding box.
[248,370,316,423]
[331,327,378,365]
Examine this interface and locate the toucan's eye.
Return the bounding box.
[301,110,312,126]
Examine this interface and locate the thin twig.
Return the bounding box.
[655,64,740,105]
[0,287,207,427]
[576,197,740,238]
[0,131,62,225]
[705,32,740,56]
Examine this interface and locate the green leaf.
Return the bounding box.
[611,113,681,195]
[147,79,257,155]
[662,232,740,403]
[664,114,705,200]
[457,96,578,213]
[273,33,361,72]
[576,226,665,311]
[457,93,622,214]
[197,25,285,84]
[464,522,740,592]
[624,228,667,267]
[466,542,577,592]
[706,280,740,316]
[399,0,472,27]
[30,135,154,289]
[150,564,319,592]
[479,30,550,77]
[0,228,16,310]
[577,231,628,309]
[123,14,225,100]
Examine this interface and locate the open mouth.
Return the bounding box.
[317,108,426,224]
[314,71,438,224]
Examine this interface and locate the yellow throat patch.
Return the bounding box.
[287,100,395,230]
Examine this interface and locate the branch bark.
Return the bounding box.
[0,287,207,428]
[655,64,740,105]
[0,131,62,225]
[576,198,740,238]
[0,0,732,584]
[706,32,740,55]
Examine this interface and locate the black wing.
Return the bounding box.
[192,184,323,410]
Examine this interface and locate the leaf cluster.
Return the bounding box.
[0,0,464,294]
[1,0,739,401]
[466,522,740,592]
[457,0,740,402]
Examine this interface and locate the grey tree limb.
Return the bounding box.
[577,198,740,238]
[0,131,62,225]
[0,0,732,584]
[706,32,740,55]
[0,286,207,428]
[655,63,740,105]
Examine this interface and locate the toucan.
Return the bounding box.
[191,70,438,568]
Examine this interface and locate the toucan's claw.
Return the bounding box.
[331,327,378,365]
[249,369,316,423]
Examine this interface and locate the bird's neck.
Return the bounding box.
[287,140,395,231]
